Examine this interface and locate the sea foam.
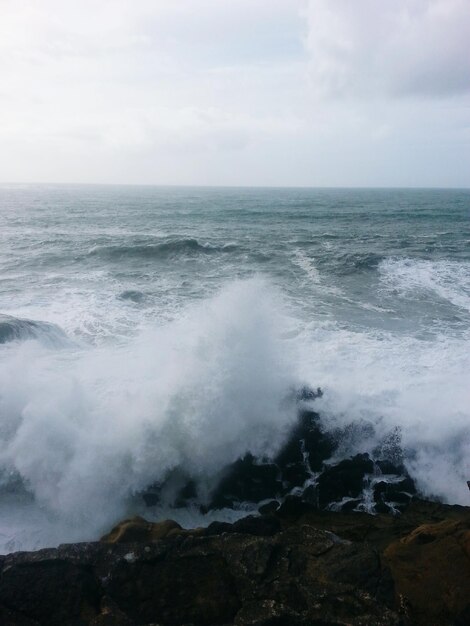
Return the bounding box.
[0,278,298,549]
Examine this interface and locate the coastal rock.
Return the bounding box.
[317,453,374,506]
[384,516,470,625]
[101,517,185,543]
[0,524,399,625]
[208,454,282,509]
[1,499,469,625]
[139,392,417,518]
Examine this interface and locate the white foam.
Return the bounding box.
[297,320,470,506]
[379,258,470,313]
[292,249,321,284]
[1,274,470,553]
[0,278,299,551]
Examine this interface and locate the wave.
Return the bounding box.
[331,252,384,275]
[0,277,469,552]
[379,258,470,313]
[292,250,321,284]
[0,279,298,547]
[0,314,68,347]
[88,238,239,261]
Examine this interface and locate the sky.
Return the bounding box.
[0,0,469,187]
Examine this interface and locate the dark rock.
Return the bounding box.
[375,500,393,515]
[317,454,374,507]
[376,459,404,475]
[141,491,160,507]
[280,462,310,488]
[302,483,319,507]
[296,385,323,401]
[258,500,280,515]
[101,517,184,543]
[0,558,100,626]
[384,517,470,626]
[374,477,417,511]
[174,479,198,507]
[274,410,335,474]
[205,515,281,538]
[231,514,281,536]
[209,454,282,509]
[277,495,316,518]
[2,499,470,625]
[340,499,362,512]
[302,415,337,472]
[0,520,403,626]
[204,520,233,536]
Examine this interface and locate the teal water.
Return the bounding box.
[0,185,469,551]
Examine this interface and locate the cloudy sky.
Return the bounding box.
[0,0,469,187]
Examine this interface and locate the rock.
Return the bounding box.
[295,385,323,401]
[231,514,281,536]
[101,517,183,543]
[384,517,470,626]
[209,454,282,509]
[317,453,374,506]
[174,479,198,507]
[373,477,417,513]
[258,500,280,515]
[2,499,470,625]
[0,521,401,626]
[340,498,362,512]
[376,459,405,475]
[277,495,316,518]
[274,409,336,474]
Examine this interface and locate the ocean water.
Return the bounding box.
[0,184,469,552]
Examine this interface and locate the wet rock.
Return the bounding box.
[376,459,405,475]
[258,500,280,515]
[0,557,100,626]
[274,409,335,474]
[374,477,417,511]
[101,517,184,543]
[340,498,362,512]
[174,479,198,507]
[0,519,402,626]
[317,454,374,506]
[384,517,470,626]
[2,499,470,625]
[209,454,282,509]
[205,515,281,538]
[295,385,323,401]
[277,495,316,518]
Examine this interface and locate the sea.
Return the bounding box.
[0,184,469,553]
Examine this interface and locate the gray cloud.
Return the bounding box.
[0,0,468,186]
[305,0,470,98]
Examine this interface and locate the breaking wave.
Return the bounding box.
[88,238,239,261]
[379,258,470,313]
[0,314,69,347]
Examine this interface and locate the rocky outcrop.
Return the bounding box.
[142,393,417,517]
[0,499,469,625]
[384,517,470,626]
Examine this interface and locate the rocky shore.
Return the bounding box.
[0,498,469,625]
[1,393,468,625]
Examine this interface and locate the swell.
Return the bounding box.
[0,314,68,347]
[88,238,239,261]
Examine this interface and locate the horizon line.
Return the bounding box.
[1,181,469,191]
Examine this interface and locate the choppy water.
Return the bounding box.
[0,184,469,552]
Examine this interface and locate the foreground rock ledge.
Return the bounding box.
[0,500,469,626]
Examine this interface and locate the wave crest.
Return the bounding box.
[0,314,68,347]
[88,238,239,261]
